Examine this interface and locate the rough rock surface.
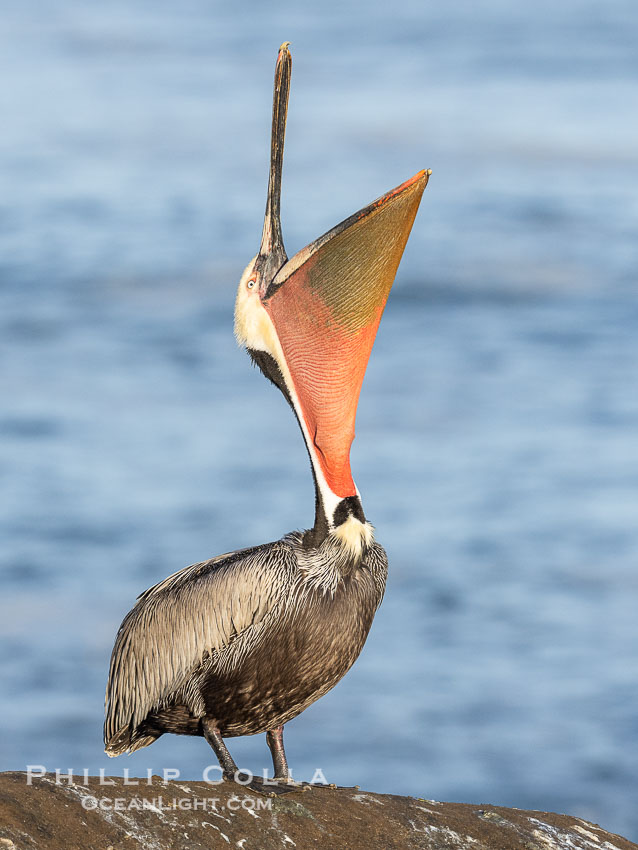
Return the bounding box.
[0,772,635,850]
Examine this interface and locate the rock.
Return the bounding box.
[0,771,635,850]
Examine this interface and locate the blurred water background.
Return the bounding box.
[2,0,638,840]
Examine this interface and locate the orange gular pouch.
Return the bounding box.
[264,170,428,499]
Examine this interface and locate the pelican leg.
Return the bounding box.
[202,721,239,780]
[266,725,289,780]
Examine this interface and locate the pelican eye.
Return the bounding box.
[247,278,256,289]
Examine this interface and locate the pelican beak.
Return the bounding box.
[236,43,430,506]
[254,41,291,288]
[263,169,429,499]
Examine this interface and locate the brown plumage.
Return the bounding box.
[105,534,387,755]
[104,42,428,787]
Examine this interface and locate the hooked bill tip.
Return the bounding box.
[399,169,431,190]
[279,41,291,54]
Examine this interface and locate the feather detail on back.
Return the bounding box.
[104,540,295,754]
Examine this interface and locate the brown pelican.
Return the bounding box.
[104,43,429,790]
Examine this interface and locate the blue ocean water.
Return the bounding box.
[2,0,638,840]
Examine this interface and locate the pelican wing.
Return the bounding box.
[104,540,294,754]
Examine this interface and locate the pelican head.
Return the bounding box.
[235,43,429,549]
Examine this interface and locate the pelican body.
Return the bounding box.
[104,43,429,786]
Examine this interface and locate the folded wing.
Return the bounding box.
[104,542,294,754]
